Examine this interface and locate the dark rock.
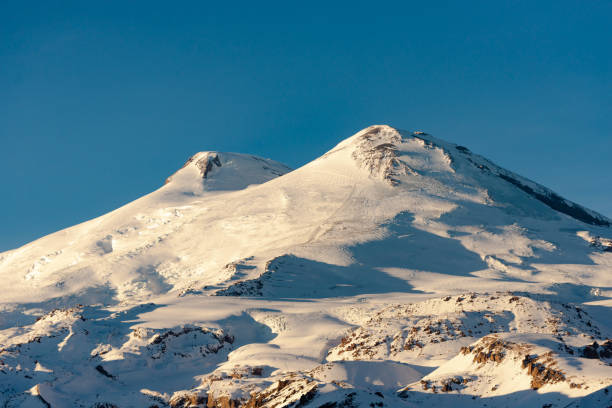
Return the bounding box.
[582,342,600,359]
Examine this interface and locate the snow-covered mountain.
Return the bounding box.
[0,125,610,407]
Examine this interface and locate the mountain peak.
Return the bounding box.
[165,151,222,184]
[321,125,610,226]
[320,125,451,185]
[164,151,291,193]
[349,125,413,185]
[332,125,402,150]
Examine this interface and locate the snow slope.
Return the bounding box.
[0,125,610,407]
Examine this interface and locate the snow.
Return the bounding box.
[0,125,610,407]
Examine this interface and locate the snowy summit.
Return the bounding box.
[0,125,610,407]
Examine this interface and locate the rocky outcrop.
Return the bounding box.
[147,326,234,360]
[328,293,602,362]
[215,257,283,297]
[581,340,612,360]
[350,126,416,185]
[498,173,610,226]
[461,335,509,365]
[165,153,223,185]
[243,378,318,408]
[521,352,566,390]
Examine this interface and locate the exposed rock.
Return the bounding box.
[498,173,610,226]
[462,336,508,365]
[328,293,601,362]
[581,340,612,360]
[95,364,115,379]
[521,354,566,390]
[241,377,318,408]
[206,392,241,408]
[169,392,206,407]
[351,126,416,185]
[600,340,612,359]
[166,153,222,185]
[582,341,601,359]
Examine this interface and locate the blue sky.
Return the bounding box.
[1,1,611,251]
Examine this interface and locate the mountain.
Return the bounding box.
[0,125,610,407]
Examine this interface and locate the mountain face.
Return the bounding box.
[0,125,610,407]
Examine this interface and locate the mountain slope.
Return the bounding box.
[0,125,610,407]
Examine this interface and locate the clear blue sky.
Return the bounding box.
[1,1,611,251]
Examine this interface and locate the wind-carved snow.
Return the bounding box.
[0,125,611,407]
